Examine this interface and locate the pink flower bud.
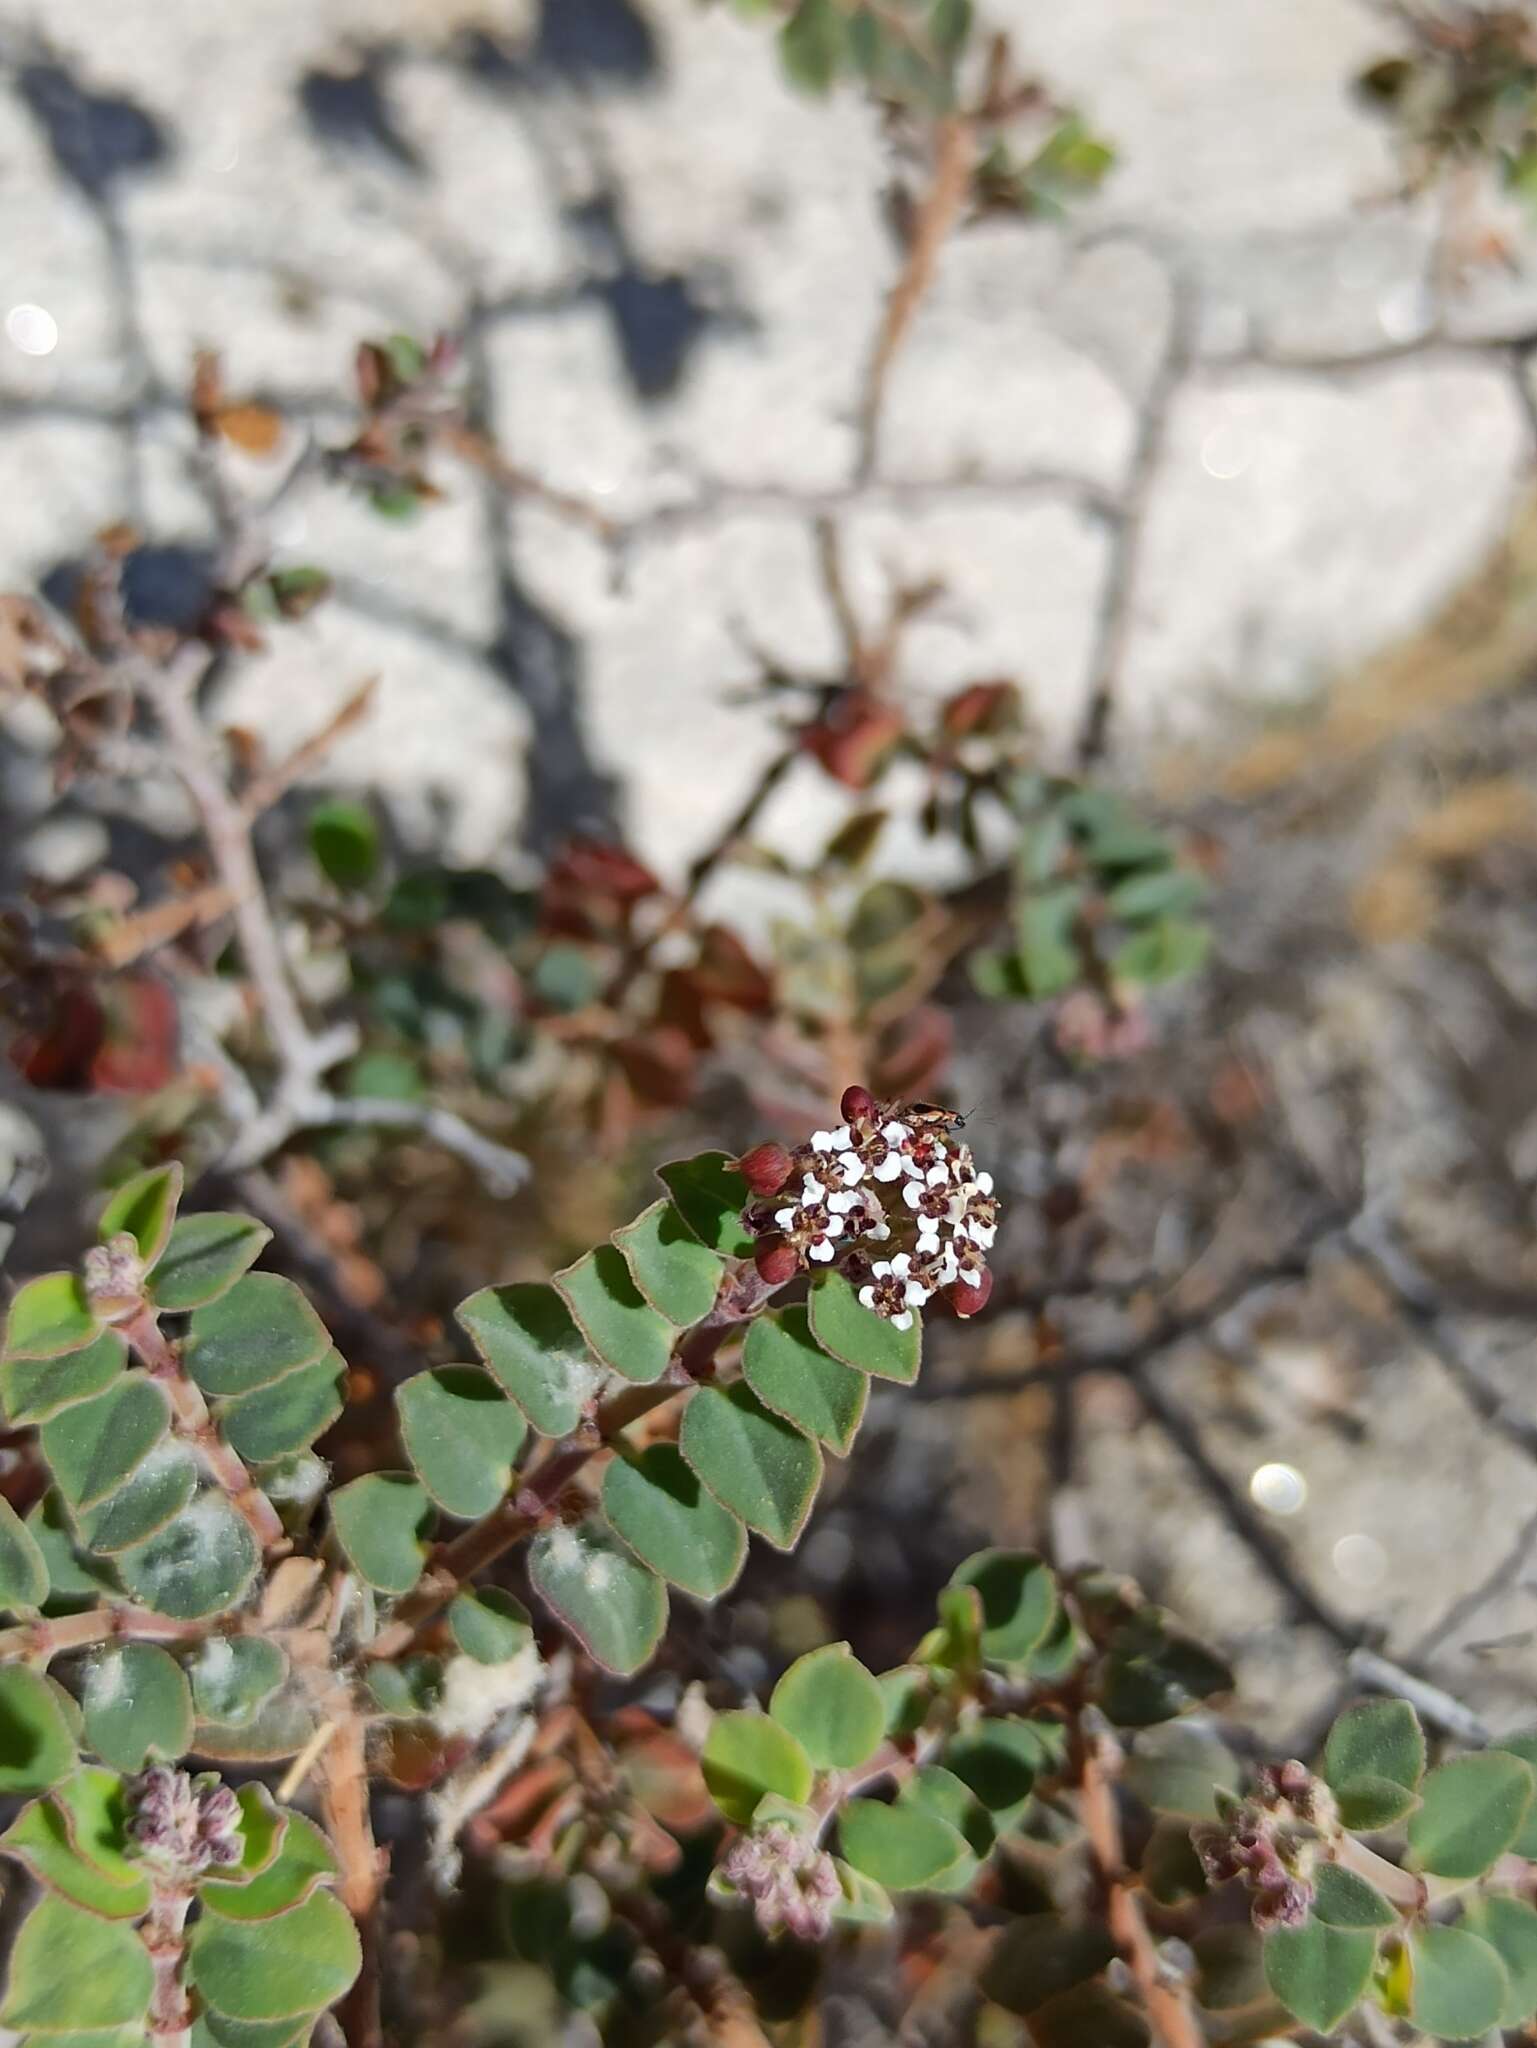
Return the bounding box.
[840,1085,878,1124]
[754,1238,801,1287]
[735,1142,794,1197]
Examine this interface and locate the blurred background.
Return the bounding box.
[6,0,1537,1775]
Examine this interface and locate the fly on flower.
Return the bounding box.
[739,1085,998,1318]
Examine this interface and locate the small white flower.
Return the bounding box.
[808,1238,837,1262]
[975,1172,994,1196]
[826,1189,862,1215]
[867,1216,891,1241]
[891,1310,914,1331]
[873,1152,907,1183]
[960,1265,983,1287]
[774,1206,797,1229]
[810,1129,837,1153]
[963,1219,998,1250]
[831,1150,866,1187]
[880,1120,909,1145]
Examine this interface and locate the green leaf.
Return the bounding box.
[1100,1608,1233,1725]
[149,1213,273,1313]
[770,1644,885,1770]
[0,1894,154,2032]
[1105,867,1207,925]
[367,1655,441,1719]
[330,1473,434,1595]
[397,1365,526,1518]
[189,1887,361,2021]
[0,1492,49,1610]
[2,1325,125,1426]
[949,1549,1056,1664]
[1263,1915,1377,2033]
[838,1800,967,1891]
[189,1637,288,1727]
[1111,916,1211,988]
[202,1810,337,1921]
[982,1915,1117,2015]
[0,1665,78,1792]
[41,1372,171,1510]
[5,1271,100,1361]
[527,1520,667,1677]
[1310,1861,1395,1930]
[457,1283,599,1438]
[184,1274,331,1398]
[81,1642,193,1771]
[0,1788,150,1919]
[1016,884,1085,997]
[98,1162,183,1266]
[1492,1731,1537,1855]
[194,2013,314,2048]
[1121,1721,1240,1820]
[831,1858,894,1926]
[1407,1752,1533,1879]
[656,1153,754,1257]
[680,1381,822,1550]
[701,1710,814,1825]
[1323,1698,1425,1799]
[808,1270,920,1383]
[1141,1816,1208,1906]
[218,1353,345,1463]
[779,0,846,92]
[1024,1983,1148,2048]
[219,1784,288,1882]
[601,1443,746,1601]
[27,1488,122,1604]
[1334,1772,1420,1830]
[878,1665,931,1741]
[309,797,379,891]
[1409,1922,1508,2040]
[553,1246,675,1385]
[447,1587,534,1665]
[1190,1926,1266,2012]
[117,1494,260,1620]
[1463,1894,1537,2025]
[74,1441,199,1553]
[613,1200,724,1327]
[55,1764,154,1882]
[743,1306,868,1454]
[942,1718,1047,1825]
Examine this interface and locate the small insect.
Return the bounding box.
[901,1100,967,1133]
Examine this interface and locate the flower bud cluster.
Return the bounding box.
[126,1764,244,1880]
[737,1086,999,1323]
[721,1820,842,1941]
[1191,1761,1335,1931]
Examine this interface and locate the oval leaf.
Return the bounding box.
[330,1473,434,1595]
[554,1246,675,1384]
[601,1443,746,1601]
[1334,1772,1420,1831]
[770,1644,885,1770]
[82,1642,194,1771]
[41,1371,171,1511]
[448,1587,534,1666]
[0,1893,154,2031]
[1493,1731,1537,1857]
[1311,1861,1395,1931]
[0,1789,150,1920]
[117,1494,260,1620]
[656,1152,754,1256]
[99,1163,183,1266]
[149,1213,272,1313]
[184,1274,331,1397]
[1409,1922,1508,2041]
[701,1710,814,1825]
[0,1491,49,1610]
[614,1200,725,1326]
[950,1549,1057,1663]
[202,1810,337,1921]
[1407,1752,1533,1880]
[456,1283,599,1438]
[190,1886,361,2021]
[4,1271,99,1362]
[1464,1894,1537,2025]
[680,1381,822,1550]
[838,1800,967,1891]
[219,1352,345,1463]
[74,1441,199,1553]
[0,1664,79,1792]
[397,1365,526,1518]
[528,1520,667,1676]
[1264,1915,1377,2033]
[1324,1698,1425,1798]
[808,1270,920,1382]
[982,1915,1118,2015]
[189,1637,288,1727]
[743,1306,869,1455]
[2,1324,126,1426]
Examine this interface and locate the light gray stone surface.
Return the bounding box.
[2,0,1534,878]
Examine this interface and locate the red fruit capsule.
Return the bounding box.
[754,1239,801,1287]
[839,1085,877,1124]
[735,1142,794,1197]
[947,1267,994,1318]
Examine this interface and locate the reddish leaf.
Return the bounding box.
[690,924,774,1012]
[940,679,1023,739]
[800,691,905,790]
[90,975,180,1093]
[874,1004,952,1101]
[212,404,284,457]
[610,1026,695,1108]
